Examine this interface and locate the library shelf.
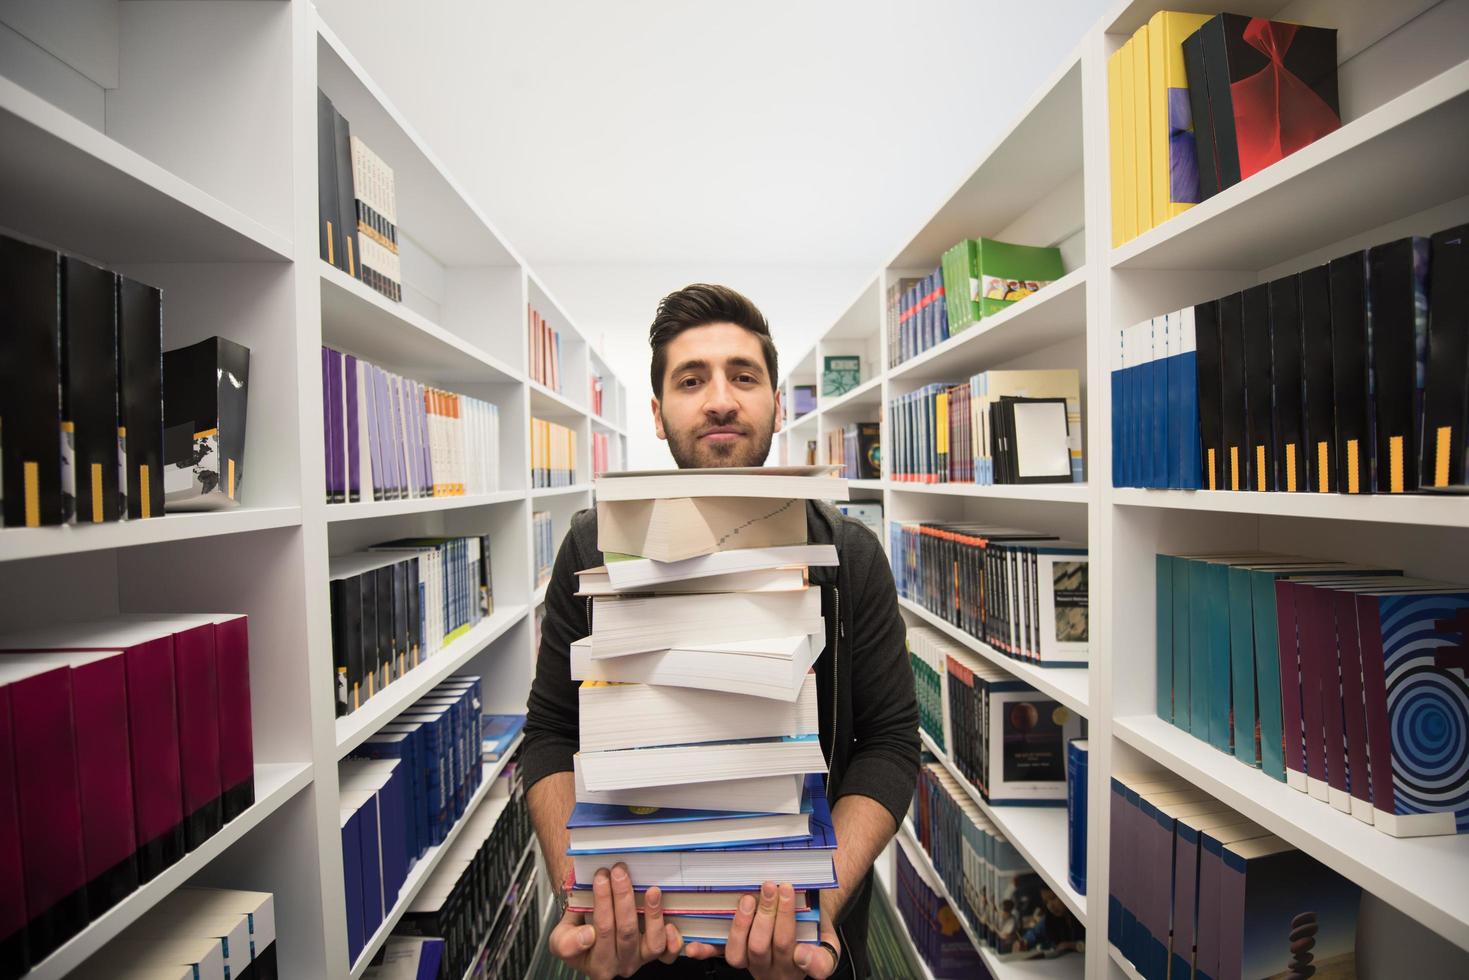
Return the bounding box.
[847,478,884,492]
[1111,486,1469,529]
[456,838,539,980]
[899,598,1090,716]
[529,380,588,420]
[529,483,593,499]
[325,490,525,524]
[1109,944,1146,980]
[0,74,293,265]
[885,480,1090,505]
[1110,61,1469,272]
[819,375,883,416]
[0,506,304,564]
[335,605,530,758]
[919,729,1086,924]
[1114,714,1469,950]
[319,263,521,385]
[887,267,1088,383]
[348,748,522,978]
[872,852,939,980]
[590,413,626,436]
[27,762,314,980]
[896,820,1084,980]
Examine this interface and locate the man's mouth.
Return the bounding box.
[700,426,745,442]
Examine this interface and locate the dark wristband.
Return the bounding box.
[817,939,841,968]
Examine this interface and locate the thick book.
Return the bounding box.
[332,103,360,280]
[1366,236,1430,493]
[594,465,846,502]
[1181,23,1220,200]
[0,235,65,527]
[578,675,818,752]
[577,563,808,597]
[575,734,826,793]
[564,884,810,916]
[1267,273,1306,491]
[597,495,810,563]
[163,337,250,509]
[1066,738,1088,896]
[1216,291,1248,491]
[568,776,822,853]
[1146,11,1213,222]
[117,275,165,520]
[1329,251,1371,494]
[1421,223,1469,490]
[1240,283,1275,492]
[316,89,342,270]
[570,634,822,702]
[1193,299,1224,490]
[572,759,808,816]
[673,910,821,946]
[61,255,121,524]
[587,587,823,659]
[1298,262,1336,492]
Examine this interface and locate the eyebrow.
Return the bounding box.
[669,356,766,377]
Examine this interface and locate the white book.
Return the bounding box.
[573,758,806,814]
[589,587,822,658]
[578,674,818,752]
[571,634,821,701]
[576,564,807,596]
[601,543,837,590]
[575,735,826,792]
[594,464,846,502]
[568,808,813,853]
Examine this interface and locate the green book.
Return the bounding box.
[1171,556,1191,733]
[940,238,1066,334]
[821,355,861,396]
[1157,555,1174,723]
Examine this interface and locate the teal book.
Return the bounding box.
[1206,562,1235,754]
[821,356,861,397]
[1227,568,1259,766]
[1188,559,1214,743]
[1171,556,1192,733]
[1157,555,1174,723]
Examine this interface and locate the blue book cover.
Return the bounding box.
[358,798,384,937]
[1152,317,1167,487]
[481,713,526,760]
[1066,739,1088,896]
[1112,329,1125,487]
[342,811,365,966]
[677,908,820,944]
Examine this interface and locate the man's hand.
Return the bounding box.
[546,864,682,980]
[685,881,839,979]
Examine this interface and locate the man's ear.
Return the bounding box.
[650,395,667,440]
[773,386,784,434]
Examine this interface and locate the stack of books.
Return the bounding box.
[563,466,848,943]
[1113,225,1469,494]
[1155,551,1469,837]
[892,837,987,978]
[317,90,402,301]
[529,305,562,392]
[1110,772,1360,980]
[825,422,880,480]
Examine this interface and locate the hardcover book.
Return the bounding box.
[0,235,65,527]
[117,275,165,520]
[1366,236,1430,493]
[1421,224,1469,490]
[821,355,861,397]
[162,337,250,510]
[61,256,121,524]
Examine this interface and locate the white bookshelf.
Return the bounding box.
[778,1,1469,975]
[0,3,626,977]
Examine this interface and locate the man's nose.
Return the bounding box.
[703,375,740,416]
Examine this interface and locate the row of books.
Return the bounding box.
[1115,226,1469,493]
[892,524,1091,667]
[317,89,402,302]
[463,860,540,980]
[891,840,989,979]
[528,305,563,393]
[1109,772,1359,980]
[340,677,485,966]
[0,615,256,972]
[396,758,531,980]
[834,500,882,539]
[328,536,494,717]
[532,512,553,587]
[591,431,612,479]
[530,417,578,488]
[321,348,502,504]
[67,886,277,980]
[1108,13,1340,247]
[887,369,1084,485]
[791,383,816,419]
[1155,551,1469,838]
[2,234,251,526]
[866,876,928,979]
[912,761,1085,961]
[825,421,880,480]
[909,628,947,752]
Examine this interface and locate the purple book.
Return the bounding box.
[373,368,398,500]
[390,375,409,499]
[363,362,382,502]
[417,382,433,497]
[345,355,360,503]
[321,348,334,504]
[327,348,345,504]
[404,378,422,498]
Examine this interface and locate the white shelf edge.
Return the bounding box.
[27,762,313,980]
[899,598,1090,716]
[847,478,884,491]
[0,506,304,564]
[919,728,1087,923]
[529,380,589,419]
[884,480,1090,504]
[529,483,593,499]
[325,490,525,524]
[335,605,530,758]
[817,375,883,415]
[1110,486,1469,529]
[590,414,626,436]
[1114,714,1469,951]
[1109,944,1146,980]
[886,267,1088,382]
[784,411,820,433]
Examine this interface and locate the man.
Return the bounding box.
[523,284,918,979]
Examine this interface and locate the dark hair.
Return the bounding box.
[649,284,779,397]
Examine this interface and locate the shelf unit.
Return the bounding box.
[0,3,626,977]
[778,1,1469,975]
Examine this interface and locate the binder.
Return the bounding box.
[61,256,121,524]
[1328,251,1371,494]
[117,275,165,520]
[1216,292,1247,491]
[1366,237,1430,493]
[0,235,64,527]
[1299,262,1335,492]
[1240,283,1274,492]
[1267,274,1305,492]
[1194,299,1224,490]
[333,104,360,280]
[317,90,342,270]
[1420,223,1469,489]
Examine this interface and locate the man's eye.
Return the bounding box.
[735,374,757,384]
[680,377,701,388]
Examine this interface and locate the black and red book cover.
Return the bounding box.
[1366,237,1430,493]
[1420,224,1469,490]
[1198,14,1340,188]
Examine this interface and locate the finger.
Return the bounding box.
[772,882,796,963]
[591,870,615,961]
[548,915,596,961]
[746,881,779,967]
[659,922,683,965]
[684,940,722,960]
[723,892,757,968]
[609,864,640,966]
[795,927,841,979]
[641,886,667,961]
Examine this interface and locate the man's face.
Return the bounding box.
[652,322,782,469]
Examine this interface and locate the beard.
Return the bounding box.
[663,413,775,469]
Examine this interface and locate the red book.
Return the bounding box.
[0,660,88,960]
[0,687,31,978]
[1332,589,1374,824]
[152,619,224,849]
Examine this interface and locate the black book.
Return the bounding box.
[1267,274,1305,492]
[392,560,410,680]
[162,337,250,509]
[1181,27,1221,200]
[1194,300,1224,490]
[61,256,121,524]
[1240,283,1275,492]
[1216,292,1248,491]
[375,565,395,690]
[117,275,165,520]
[1421,223,1469,490]
[333,104,361,280]
[1197,16,1244,191]
[856,421,881,480]
[1329,251,1371,494]
[1298,263,1335,492]
[0,235,64,527]
[1367,237,1430,493]
[360,569,379,703]
[317,90,342,271]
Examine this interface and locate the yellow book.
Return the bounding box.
[1132,23,1153,236]
[1107,47,1126,248]
[1118,37,1138,243]
[1149,11,1214,223]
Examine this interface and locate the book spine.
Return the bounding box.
[1329,252,1371,494]
[172,624,225,849]
[1268,275,1305,492]
[345,354,361,503]
[61,256,121,524]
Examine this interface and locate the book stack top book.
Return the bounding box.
[563,467,845,926]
